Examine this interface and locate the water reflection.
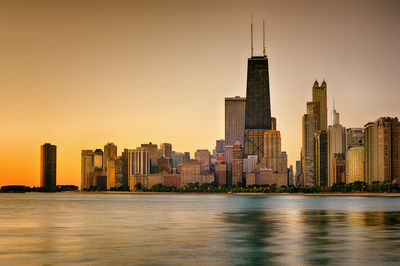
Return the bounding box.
[222,209,400,265]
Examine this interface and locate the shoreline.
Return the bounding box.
[56,191,400,197]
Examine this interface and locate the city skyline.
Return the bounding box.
[1,0,400,187]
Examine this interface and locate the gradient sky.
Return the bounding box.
[1,0,399,187]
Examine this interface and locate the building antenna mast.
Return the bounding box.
[251,14,254,57]
[263,19,266,57]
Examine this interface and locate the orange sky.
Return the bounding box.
[1,0,399,187]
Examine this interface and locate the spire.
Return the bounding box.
[333,97,335,110]
[263,19,266,57]
[313,79,319,87]
[251,14,254,57]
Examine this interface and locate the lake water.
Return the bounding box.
[1,193,400,265]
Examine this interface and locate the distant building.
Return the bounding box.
[302,113,318,186]
[346,128,364,150]
[81,150,93,189]
[263,130,283,172]
[40,143,57,190]
[103,143,117,172]
[115,156,124,188]
[172,151,185,168]
[243,155,257,173]
[364,117,400,183]
[244,55,272,162]
[181,160,200,186]
[215,162,227,186]
[232,140,243,185]
[332,153,346,184]
[162,173,181,188]
[215,139,225,154]
[312,80,327,131]
[128,148,150,189]
[106,159,115,189]
[158,158,173,174]
[295,160,302,186]
[93,149,103,171]
[184,152,190,161]
[314,130,328,186]
[271,117,277,130]
[288,165,294,186]
[346,146,364,183]
[141,142,159,173]
[195,149,211,174]
[160,143,172,159]
[225,96,246,163]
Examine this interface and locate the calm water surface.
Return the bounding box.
[1,193,400,265]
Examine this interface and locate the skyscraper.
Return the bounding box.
[244,19,272,161]
[103,143,117,172]
[195,149,211,174]
[364,117,400,183]
[81,150,94,189]
[40,143,57,190]
[302,112,318,186]
[263,130,283,172]
[231,140,243,185]
[160,143,172,159]
[346,146,364,183]
[93,149,103,171]
[141,142,159,172]
[315,130,328,186]
[224,96,246,163]
[181,160,200,186]
[312,80,327,131]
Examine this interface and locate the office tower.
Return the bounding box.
[263,130,283,172]
[195,149,211,173]
[160,143,172,159]
[215,162,227,186]
[364,117,400,183]
[232,140,243,185]
[295,160,302,186]
[81,150,94,190]
[327,109,346,186]
[172,151,185,167]
[181,159,200,186]
[40,143,57,190]
[128,148,150,189]
[121,149,129,188]
[243,155,257,173]
[184,152,190,161]
[225,96,246,163]
[314,130,328,186]
[346,128,364,150]
[103,143,117,171]
[271,117,277,130]
[332,153,346,184]
[302,113,318,186]
[106,159,115,189]
[158,158,172,173]
[93,149,103,171]
[312,80,327,131]
[215,139,225,154]
[346,146,364,183]
[141,142,159,172]
[115,157,123,188]
[288,165,294,186]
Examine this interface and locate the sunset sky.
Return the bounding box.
[0,0,399,187]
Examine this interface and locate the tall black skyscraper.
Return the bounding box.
[40,143,57,190]
[244,19,272,161]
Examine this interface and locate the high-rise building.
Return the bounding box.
[314,130,328,186]
[81,150,94,190]
[158,158,173,174]
[327,109,346,186]
[184,152,190,161]
[263,130,283,172]
[40,143,57,190]
[288,165,294,186]
[244,54,272,161]
[115,156,124,188]
[364,117,400,183]
[271,117,277,130]
[181,159,200,186]
[195,149,211,174]
[215,139,225,154]
[295,160,302,186]
[93,149,103,171]
[346,128,364,150]
[141,142,159,172]
[160,143,172,159]
[312,80,327,131]
[232,140,243,185]
[302,114,318,186]
[224,96,246,163]
[243,155,257,173]
[103,143,117,171]
[172,151,185,168]
[106,159,115,189]
[346,146,364,183]
[215,162,227,186]
[332,153,346,184]
[128,148,150,189]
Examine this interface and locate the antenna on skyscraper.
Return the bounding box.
[263,19,266,57]
[251,14,254,57]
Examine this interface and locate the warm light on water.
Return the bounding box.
[1,194,400,265]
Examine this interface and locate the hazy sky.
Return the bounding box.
[1,0,399,187]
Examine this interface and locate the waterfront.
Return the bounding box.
[1,194,400,265]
